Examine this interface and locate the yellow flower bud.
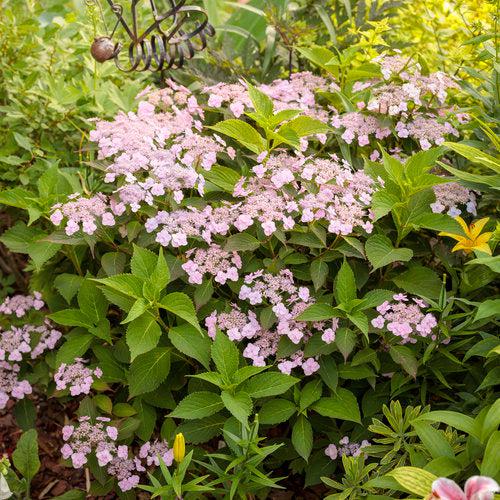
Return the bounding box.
[173,433,185,463]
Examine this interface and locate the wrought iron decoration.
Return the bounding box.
[90,0,215,72]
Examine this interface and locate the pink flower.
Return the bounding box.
[429,476,499,500]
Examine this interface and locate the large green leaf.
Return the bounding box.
[128,347,170,397]
[365,234,413,271]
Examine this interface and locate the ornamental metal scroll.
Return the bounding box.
[90,0,215,72]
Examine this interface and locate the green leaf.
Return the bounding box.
[203,165,241,192]
[128,347,170,397]
[296,303,338,321]
[126,313,162,360]
[221,391,252,424]
[365,234,413,271]
[150,248,170,293]
[241,372,299,398]
[78,279,107,323]
[386,467,437,497]
[54,274,84,304]
[169,324,211,370]
[481,431,500,477]
[358,289,394,309]
[312,389,361,423]
[56,332,94,365]
[170,392,224,419]
[131,245,157,280]
[392,266,442,299]
[319,357,338,392]
[300,379,323,411]
[49,309,93,328]
[12,429,40,484]
[14,399,37,431]
[259,399,297,425]
[208,119,266,154]
[292,415,313,461]
[177,414,225,444]
[335,260,357,303]
[121,298,147,324]
[94,274,144,299]
[390,346,418,379]
[311,259,329,291]
[475,299,500,322]
[335,328,357,361]
[412,422,455,459]
[224,232,260,252]
[413,411,478,439]
[211,331,240,380]
[282,115,330,137]
[159,292,201,332]
[101,252,127,276]
[246,80,273,117]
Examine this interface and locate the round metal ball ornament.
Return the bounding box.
[89,0,215,73]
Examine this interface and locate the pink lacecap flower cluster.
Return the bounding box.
[0,292,44,317]
[50,193,117,236]
[371,293,438,343]
[333,53,460,148]
[325,436,371,460]
[0,362,32,409]
[0,320,61,361]
[204,71,337,124]
[428,476,499,500]
[206,270,338,376]
[182,244,242,285]
[62,417,173,491]
[54,358,103,396]
[431,181,477,217]
[0,304,61,409]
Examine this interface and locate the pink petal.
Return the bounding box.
[431,478,467,500]
[464,476,499,500]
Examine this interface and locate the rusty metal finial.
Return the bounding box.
[90,0,215,72]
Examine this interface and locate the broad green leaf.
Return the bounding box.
[56,332,94,365]
[12,429,40,484]
[412,422,455,459]
[131,245,157,279]
[14,399,37,431]
[150,248,170,293]
[241,372,299,398]
[365,234,413,271]
[126,313,162,360]
[94,274,144,299]
[296,303,338,321]
[299,379,323,411]
[224,232,260,252]
[170,392,224,419]
[169,324,211,370]
[292,415,313,461]
[177,414,225,444]
[49,309,93,328]
[54,274,84,304]
[259,399,297,424]
[390,346,418,379]
[221,391,252,424]
[335,328,357,361]
[480,431,500,477]
[211,331,240,379]
[412,411,478,438]
[393,266,442,299]
[78,279,107,323]
[208,119,266,154]
[128,347,170,397]
[386,467,437,497]
[246,80,273,117]
[335,260,357,303]
[311,259,329,291]
[312,388,361,423]
[159,292,201,332]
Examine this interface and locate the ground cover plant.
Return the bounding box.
[0,0,499,498]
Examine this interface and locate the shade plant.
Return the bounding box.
[0,1,499,499]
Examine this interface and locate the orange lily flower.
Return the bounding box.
[439,217,492,255]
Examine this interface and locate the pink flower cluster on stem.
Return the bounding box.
[371,294,437,343]
[54,358,102,396]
